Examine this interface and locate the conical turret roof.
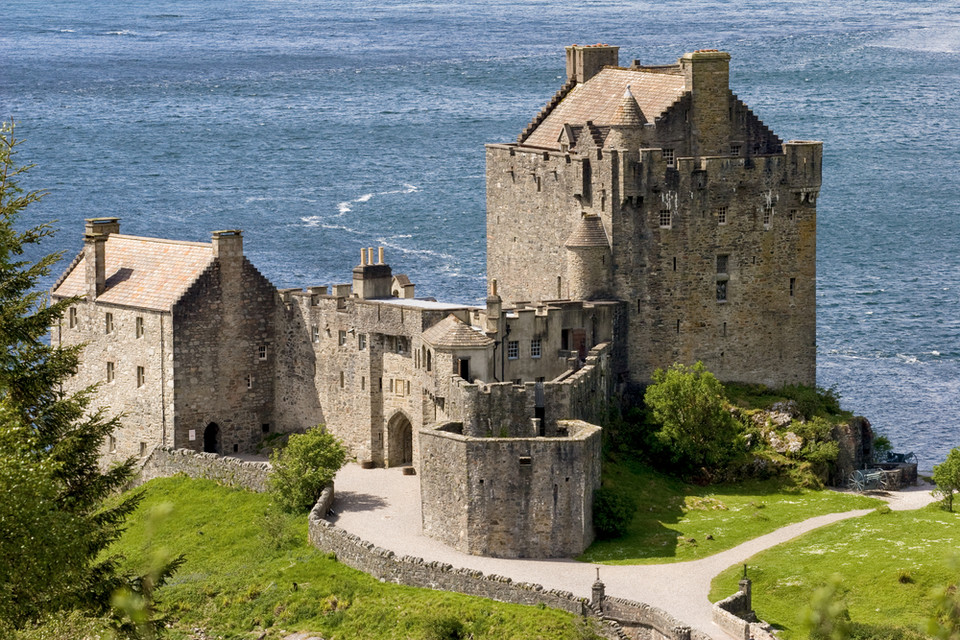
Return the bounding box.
[611,86,646,127]
[565,215,610,248]
[422,314,494,349]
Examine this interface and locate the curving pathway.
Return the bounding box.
[329,464,937,640]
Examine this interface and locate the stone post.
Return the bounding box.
[591,568,605,611]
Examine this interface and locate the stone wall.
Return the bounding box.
[135,447,270,492]
[419,419,602,558]
[600,596,712,640]
[172,257,281,455]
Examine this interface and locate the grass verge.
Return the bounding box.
[709,504,960,639]
[107,476,600,640]
[579,458,882,565]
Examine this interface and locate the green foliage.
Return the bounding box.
[0,122,147,630]
[108,476,594,639]
[933,448,960,512]
[424,614,466,640]
[644,362,738,473]
[801,576,852,640]
[268,426,347,513]
[592,487,637,539]
[927,556,960,640]
[873,435,894,462]
[780,384,845,421]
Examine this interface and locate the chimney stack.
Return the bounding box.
[352,245,392,299]
[679,50,732,157]
[82,218,119,300]
[565,44,619,84]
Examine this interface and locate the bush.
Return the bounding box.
[268,427,347,513]
[644,362,738,474]
[424,614,465,640]
[593,487,637,539]
[933,448,960,512]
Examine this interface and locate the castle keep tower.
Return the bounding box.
[486,46,821,387]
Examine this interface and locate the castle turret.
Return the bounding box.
[603,86,645,150]
[352,246,393,299]
[564,214,611,300]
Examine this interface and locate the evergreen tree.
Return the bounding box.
[0,121,141,629]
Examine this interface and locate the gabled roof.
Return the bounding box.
[422,314,494,349]
[523,67,686,149]
[52,235,214,311]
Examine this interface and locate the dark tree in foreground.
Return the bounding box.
[0,122,149,631]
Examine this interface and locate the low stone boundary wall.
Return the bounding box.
[135,447,270,492]
[308,501,709,640]
[712,583,777,640]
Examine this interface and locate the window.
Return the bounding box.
[717,280,728,302]
[135,316,144,338]
[312,326,320,342]
[662,148,675,166]
[358,334,367,350]
[338,330,347,346]
[136,366,145,388]
[659,209,671,228]
[339,371,344,388]
[396,337,406,354]
[507,340,519,360]
[716,254,729,274]
[763,204,773,227]
[106,361,115,383]
[361,376,365,390]
[530,338,542,359]
[69,307,77,328]
[717,206,727,225]
[262,423,270,434]
[108,435,116,453]
[790,277,796,297]
[139,442,146,457]
[105,312,114,334]
[730,144,741,156]
[788,209,797,221]
[426,350,432,371]
[395,379,406,397]
[246,375,253,389]
[258,345,267,360]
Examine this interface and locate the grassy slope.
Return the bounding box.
[709,505,960,638]
[114,476,595,640]
[579,458,882,565]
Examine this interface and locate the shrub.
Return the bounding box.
[593,487,637,539]
[424,614,465,640]
[268,427,347,513]
[933,448,960,512]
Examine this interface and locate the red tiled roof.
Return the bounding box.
[523,67,686,149]
[52,235,214,311]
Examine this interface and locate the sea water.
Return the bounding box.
[3,0,959,471]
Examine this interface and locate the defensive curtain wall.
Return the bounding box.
[132,447,768,639]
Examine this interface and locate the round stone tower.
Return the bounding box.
[564,214,611,300]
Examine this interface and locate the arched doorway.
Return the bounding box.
[386,413,413,467]
[203,422,220,454]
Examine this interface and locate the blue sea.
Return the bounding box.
[3,0,959,472]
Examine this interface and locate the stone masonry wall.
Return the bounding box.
[134,447,270,492]
[172,258,280,455]
[53,302,173,464]
[419,419,602,558]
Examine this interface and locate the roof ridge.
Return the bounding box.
[518,79,577,145]
[111,234,212,249]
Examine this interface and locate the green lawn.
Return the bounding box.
[709,505,960,639]
[109,476,599,640]
[579,458,882,565]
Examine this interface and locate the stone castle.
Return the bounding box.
[51,45,821,559]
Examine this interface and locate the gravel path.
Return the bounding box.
[329,464,937,640]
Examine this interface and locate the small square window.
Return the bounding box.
[136,366,145,388]
[717,254,729,274]
[662,148,675,166]
[258,345,267,360]
[338,330,347,346]
[717,206,727,225]
[106,361,115,383]
[135,316,144,338]
[69,307,77,328]
[358,334,367,350]
[730,144,741,156]
[507,340,519,360]
[530,338,542,359]
[262,423,270,434]
[105,312,114,334]
[659,210,672,228]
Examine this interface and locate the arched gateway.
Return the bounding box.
[386,413,413,467]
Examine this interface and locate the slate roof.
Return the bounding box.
[524,67,686,149]
[52,235,214,312]
[565,215,610,248]
[422,314,494,349]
